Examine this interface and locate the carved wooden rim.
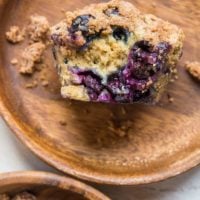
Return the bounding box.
[0,171,110,200]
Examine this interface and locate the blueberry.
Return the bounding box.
[133,90,150,102]
[98,90,113,102]
[51,33,66,46]
[104,7,119,16]
[64,58,68,64]
[69,67,103,93]
[156,42,171,55]
[69,15,101,49]
[83,74,103,93]
[112,27,130,42]
[114,92,133,103]
[87,88,98,101]
[127,40,170,80]
[71,14,94,33]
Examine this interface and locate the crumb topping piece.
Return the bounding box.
[27,14,50,42]
[19,42,46,75]
[59,120,67,126]
[25,80,38,89]
[41,80,49,87]
[185,61,200,81]
[11,58,18,65]
[5,26,25,43]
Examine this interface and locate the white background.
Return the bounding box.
[1,117,200,200]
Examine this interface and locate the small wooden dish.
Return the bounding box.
[0,171,110,200]
[0,0,200,185]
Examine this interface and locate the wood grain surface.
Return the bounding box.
[0,171,110,200]
[0,0,200,185]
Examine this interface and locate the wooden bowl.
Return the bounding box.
[0,0,200,185]
[0,171,110,200]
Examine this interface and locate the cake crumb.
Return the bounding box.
[169,78,175,83]
[11,58,18,65]
[185,61,200,81]
[167,94,174,103]
[108,119,130,138]
[12,192,36,200]
[174,75,179,80]
[84,108,90,114]
[27,14,50,42]
[39,75,46,81]
[0,194,10,200]
[121,107,126,115]
[25,80,38,89]
[35,63,46,72]
[5,26,25,44]
[61,8,65,13]
[59,120,67,126]
[152,2,157,8]
[19,42,46,75]
[41,80,49,87]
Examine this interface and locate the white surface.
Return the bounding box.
[1,117,200,200]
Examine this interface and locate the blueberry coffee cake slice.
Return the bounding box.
[50,0,184,103]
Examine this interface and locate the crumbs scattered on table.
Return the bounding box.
[10,58,18,65]
[185,61,200,81]
[59,120,67,126]
[5,26,25,44]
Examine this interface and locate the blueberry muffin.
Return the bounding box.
[51,0,184,103]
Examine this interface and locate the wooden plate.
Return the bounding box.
[0,0,200,185]
[0,171,110,199]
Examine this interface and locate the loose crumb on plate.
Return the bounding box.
[5,26,25,44]
[167,94,174,103]
[25,80,38,89]
[10,58,18,65]
[19,42,46,75]
[59,120,67,126]
[35,63,46,72]
[27,14,50,42]
[152,2,157,8]
[185,61,200,81]
[41,80,49,87]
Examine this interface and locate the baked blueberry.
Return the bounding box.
[112,27,130,42]
[104,7,120,16]
[70,14,94,34]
